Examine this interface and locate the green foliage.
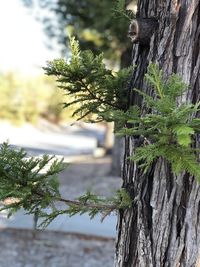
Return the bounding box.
[117,64,200,180]
[1,35,200,230]
[116,0,126,14]
[0,72,77,124]
[39,188,133,227]
[115,188,133,209]
[0,56,200,232]
[44,37,131,122]
[68,188,132,217]
[113,0,135,21]
[0,142,63,217]
[0,143,132,227]
[45,41,200,181]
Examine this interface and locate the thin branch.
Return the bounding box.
[35,191,117,211]
[80,80,120,109]
[73,109,93,121]
[57,197,117,210]
[113,9,132,21]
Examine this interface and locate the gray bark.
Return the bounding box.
[115,0,200,266]
[110,136,124,176]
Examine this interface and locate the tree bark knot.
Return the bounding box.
[128,18,158,45]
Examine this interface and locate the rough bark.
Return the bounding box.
[110,136,124,176]
[115,1,200,266]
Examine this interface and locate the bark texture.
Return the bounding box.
[115,1,200,266]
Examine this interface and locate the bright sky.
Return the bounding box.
[0,0,60,75]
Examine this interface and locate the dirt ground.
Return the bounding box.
[59,156,121,199]
[0,228,115,267]
[0,156,121,267]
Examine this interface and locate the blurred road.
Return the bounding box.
[0,120,104,156]
[0,209,117,238]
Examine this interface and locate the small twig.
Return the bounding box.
[113,9,132,21]
[80,80,120,110]
[57,197,117,211]
[34,191,117,211]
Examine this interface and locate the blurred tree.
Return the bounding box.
[0,72,74,124]
[22,0,137,175]
[22,0,136,65]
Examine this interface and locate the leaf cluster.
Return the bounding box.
[45,40,200,181]
[113,0,135,22]
[68,188,132,217]
[38,188,132,228]
[0,143,63,217]
[44,37,131,122]
[118,64,200,180]
[0,143,132,227]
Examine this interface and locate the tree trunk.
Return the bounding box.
[115,1,200,266]
[110,136,124,176]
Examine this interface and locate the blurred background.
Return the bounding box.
[0,1,136,266]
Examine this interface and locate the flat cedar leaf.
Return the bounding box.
[133,88,157,107]
[174,125,194,135]
[145,64,164,98]
[177,134,192,147]
[116,0,125,11]
[189,118,200,132]
[164,73,187,99]
[173,125,195,146]
[172,160,183,175]
[191,118,200,123]
[173,125,195,147]
[48,177,60,192]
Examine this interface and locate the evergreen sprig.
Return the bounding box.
[44,43,200,182]
[38,188,132,228]
[0,143,132,227]
[44,37,131,122]
[117,64,200,180]
[0,142,63,217]
[1,40,200,230]
[113,0,135,21]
